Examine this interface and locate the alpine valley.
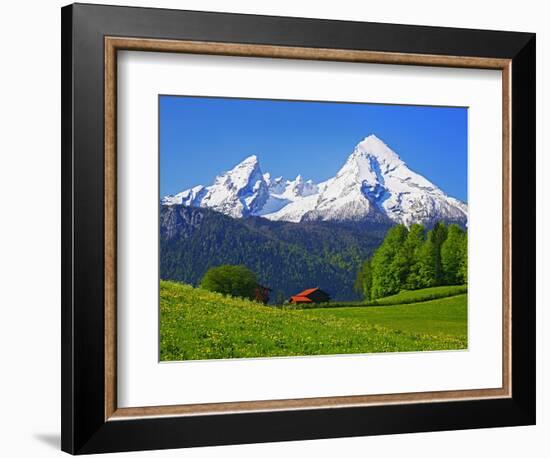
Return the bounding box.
[160,134,468,300]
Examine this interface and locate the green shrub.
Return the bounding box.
[200,265,258,300]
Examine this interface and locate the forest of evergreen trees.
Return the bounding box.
[160,205,385,300]
[355,222,468,301]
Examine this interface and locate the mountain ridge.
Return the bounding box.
[162,134,467,227]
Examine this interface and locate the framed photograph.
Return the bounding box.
[61,3,536,454]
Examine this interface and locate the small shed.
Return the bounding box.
[254,284,272,304]
[289,287,330,304]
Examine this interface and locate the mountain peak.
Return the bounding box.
[240,154,258,165]
[162,135,467,227]
[219,154,262,187]
[359,134,387,148]
[352,135,403,166]
[363,133,382,142]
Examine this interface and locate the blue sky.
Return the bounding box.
[160,96,468,202]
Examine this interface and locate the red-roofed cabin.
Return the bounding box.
[289,287,330,304]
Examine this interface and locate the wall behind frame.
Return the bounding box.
[0,1,544,458]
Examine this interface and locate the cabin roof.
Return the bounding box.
[289,296,313,303]
[293,287,320,297]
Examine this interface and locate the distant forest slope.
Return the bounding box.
[160,205,389,300]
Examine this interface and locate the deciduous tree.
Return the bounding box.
[200,265,258,300]
[371,225,408,299]
[354,258,373,301]
[401,224,426,290]
[441,224,466,285]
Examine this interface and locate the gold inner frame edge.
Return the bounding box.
[104,37,512,421]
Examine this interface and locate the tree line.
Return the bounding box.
[355,222,467,301]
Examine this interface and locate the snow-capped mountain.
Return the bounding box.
[162,135,468,227]
[163,154,269,218]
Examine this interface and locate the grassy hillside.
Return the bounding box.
[284,285,467,309]
[304,294,467,338]
[160,281,467,361]
[364,285,467,307]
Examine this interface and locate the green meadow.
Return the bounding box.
[160,281,467,361]
[304,293,467,338]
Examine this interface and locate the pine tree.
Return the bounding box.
[441,224,466,285]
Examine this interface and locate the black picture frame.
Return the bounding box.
[61,3,536,454]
